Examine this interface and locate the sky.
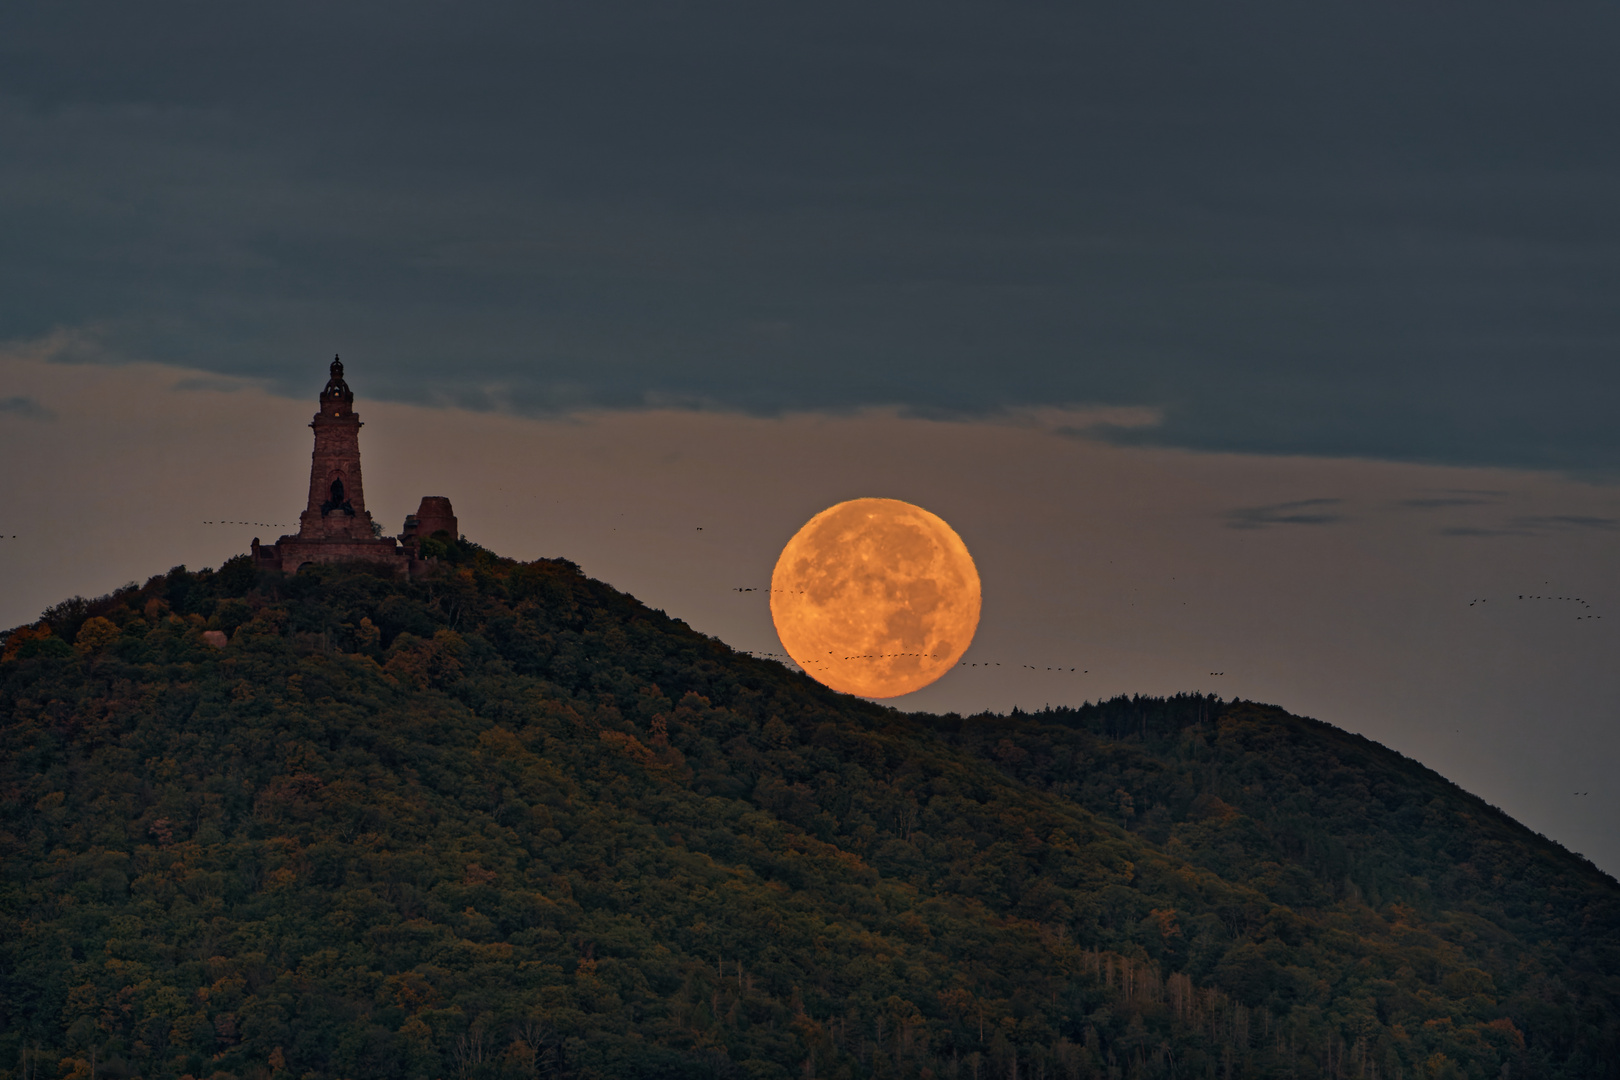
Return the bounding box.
[2,3,1618,870]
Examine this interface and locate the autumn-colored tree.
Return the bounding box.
[0,555,1615,1078]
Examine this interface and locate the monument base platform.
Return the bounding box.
[252,536,418,576]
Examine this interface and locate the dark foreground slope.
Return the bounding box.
[2,548,1617,1080]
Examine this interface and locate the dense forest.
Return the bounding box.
[2,544,1617,1079]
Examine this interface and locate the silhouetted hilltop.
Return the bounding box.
[3,545,1617,1079]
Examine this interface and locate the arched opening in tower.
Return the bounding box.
[322,476,355,516]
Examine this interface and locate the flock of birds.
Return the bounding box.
[734,588,1151,679]
[1520,593,1601,619]
[732,588,1133,679]
[733,583,1608,700]
[1467,592,1603,620]
[203,520,291,529]
[743,649,1088,673]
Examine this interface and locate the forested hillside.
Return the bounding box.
[3,546,1617,1079]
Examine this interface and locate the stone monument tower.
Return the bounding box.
[252,357,459,575]
[298,357,378,542]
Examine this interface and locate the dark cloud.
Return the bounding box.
[1397,491,1509,510]
[1439,514,1617,538]
[0,395,53,420]
[171,375,261,394]
[1222,498,1346,530]
[1438,526,1529,539]
[1512,515,1618,532]
[2,1,1618,469]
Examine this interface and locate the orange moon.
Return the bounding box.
[770,497,981,698]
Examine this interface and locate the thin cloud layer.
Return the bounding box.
[0,396,52,420]
[1223,498,1347,529]
[1515,515,1619,532]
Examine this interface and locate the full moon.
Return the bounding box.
[770,497,981,698]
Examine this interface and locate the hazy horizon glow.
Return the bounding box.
[2,353,1616,874]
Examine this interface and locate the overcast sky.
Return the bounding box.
[4,4,1619,869]
[5,1,1620,468]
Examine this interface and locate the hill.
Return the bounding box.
[3,545,1618,1080]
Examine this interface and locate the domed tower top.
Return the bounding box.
[320,355,354,417]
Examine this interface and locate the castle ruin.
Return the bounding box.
[251,358,457,575]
